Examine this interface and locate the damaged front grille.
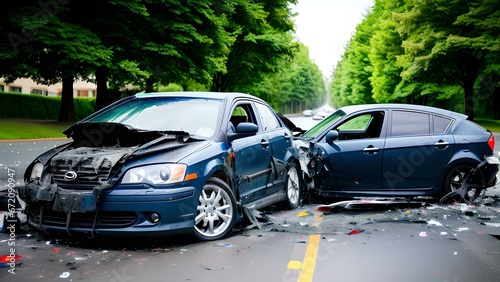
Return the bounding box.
[29,208,136,229]
[52,162,112,189]
[48,147,133,190]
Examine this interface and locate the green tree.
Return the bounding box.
[3,1,112,121]
[211,0,298,92]
[394,0,500,120]
[279,44,325,113]
[330,11,376,108]
[368,0,406,103]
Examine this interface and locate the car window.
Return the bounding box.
[391,110,430,137]
[255,103,280,131]
[334,111,385,140]
[229,103,256,130]
[302,110,345,138]
[337,114,371,131]
[88,97,222,137]
[433,115,452,134]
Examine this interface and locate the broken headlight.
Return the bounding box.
[29,162,44,181]
[121,164,187,185]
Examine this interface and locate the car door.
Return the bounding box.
[254,102,292,195]
[316,111,386,190]
[382,110,455,189]
[229,102,273,205]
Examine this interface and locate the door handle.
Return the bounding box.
[434,140,449,150]
[363,145,379,154]
[260,139,269,151]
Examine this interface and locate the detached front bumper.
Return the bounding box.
[483,155,500,188]
[25,185,198,238]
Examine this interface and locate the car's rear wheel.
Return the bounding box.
[285,162,301,209]
[193,177,237,241]
[443,164,484,203]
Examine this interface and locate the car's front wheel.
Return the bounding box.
[285,162,301,209]
[443,164,484,203]
[193,177,237,241]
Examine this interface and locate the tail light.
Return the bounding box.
[487,133,495,152]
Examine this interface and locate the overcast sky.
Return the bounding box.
[291,0,374,78]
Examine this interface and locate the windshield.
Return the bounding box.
[302,109,345,138]
[88,97,223,138]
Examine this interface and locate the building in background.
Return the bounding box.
[0,78,97,97]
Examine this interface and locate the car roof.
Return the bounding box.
[135,91,265,104]
[339,103,468,120]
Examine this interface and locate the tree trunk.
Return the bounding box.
[494,87,500,120]
[58,74,75,122]
[463,79,475,121]
[146,78,154,93]
[94,66,109,111]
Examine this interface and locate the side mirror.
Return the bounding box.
[227,122,258,142]
[235,122,258,134]
[325,130,339,143]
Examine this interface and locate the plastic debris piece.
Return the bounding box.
[53,248,59,253]
[482,223,500,227]
[287,260,303,270]
[59,272,70,278]
[199,264,212,271]
[440,232,448,235]
[457,227,469,232]
[348,229,364,235]
[490,234,500,240]
[428,219,443,226]
[298,211,310,217]
[419,232,428,237]
[217,243,233,248]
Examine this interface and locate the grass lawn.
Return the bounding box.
[0,119,72,140]
[475,118,500,133]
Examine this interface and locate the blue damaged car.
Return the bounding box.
[293,104,499,203]
[21,92,301,241]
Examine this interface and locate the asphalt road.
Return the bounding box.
[0,117,500,281]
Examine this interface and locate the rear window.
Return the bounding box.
[391,111,430,137]
[433,115,452,134]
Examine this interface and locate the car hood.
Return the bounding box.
[37,122,203,165]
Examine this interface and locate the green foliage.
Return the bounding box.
[0,0,322,117]
[329,0,500,120]
[0,92,95,121]
[0,92,60,119]
[157,83,184,92]
[237,43,325,113]
[330,12,377,108]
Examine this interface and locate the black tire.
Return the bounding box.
[443,164,484,203]
[284,162,301,209]
[192,177,237,241]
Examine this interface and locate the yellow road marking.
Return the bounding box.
[298,234,320,282]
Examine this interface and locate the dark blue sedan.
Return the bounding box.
[21,92,301,240]
[295,104,499,202]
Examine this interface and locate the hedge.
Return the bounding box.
[0,91,96,120]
